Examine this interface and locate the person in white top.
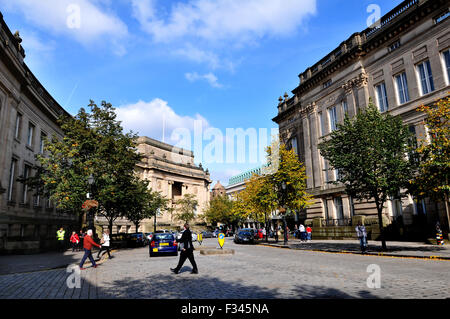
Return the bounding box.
[299,224,306,242]
[96,229,112,259]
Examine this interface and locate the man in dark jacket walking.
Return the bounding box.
[171,223,198,274]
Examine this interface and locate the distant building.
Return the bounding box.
[97,136,212,233]
[273,0,450,238]
[211,181,226,198]
[0,13,77,254]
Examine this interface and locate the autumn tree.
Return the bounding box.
[410,97,450,236]
[203,194,238,230]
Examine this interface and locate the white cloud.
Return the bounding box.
[116,99,210,145]
[131,0,317,43]
[185,72,222,88]
[3,0,128,54]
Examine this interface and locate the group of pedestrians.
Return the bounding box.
[57,227,113,270]
[295,224,312,242]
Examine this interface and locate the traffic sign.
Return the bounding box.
[218,233,225,249]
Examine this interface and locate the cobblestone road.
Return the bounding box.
[1,238,449,299]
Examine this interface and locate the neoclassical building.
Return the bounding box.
[273,0,449,238]
[0,13,78,253]
[97,136,212,233]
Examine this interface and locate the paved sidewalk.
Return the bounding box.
[0,247,112,275]
[258,238,450,260]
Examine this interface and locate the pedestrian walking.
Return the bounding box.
[79,230,85,251]
[299,224,306,242]
[70,231,80,252]
[97,229,112,259]
[355,222,368,253]
[306,226,312,242]
[79,229,101,270]
[171,223,198,274]
[56,227,66,252]
[436,223,445,246]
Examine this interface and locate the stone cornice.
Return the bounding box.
[0,11,70,123]
[275,0,446,122]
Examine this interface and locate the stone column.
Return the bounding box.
[302,114,314,189]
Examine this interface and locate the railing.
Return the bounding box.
[321,218,352,227]
[364,0,418,39]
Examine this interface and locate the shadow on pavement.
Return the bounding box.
[289,242,447,254]
[95,273,381,299]
[290,285,381,299]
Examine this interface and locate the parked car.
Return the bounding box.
[234,229,256,244]
[110,233,129,249]
[177,230,197,242]
[149,233,178,257]
[201,231,214,238]
[128,232,146,247]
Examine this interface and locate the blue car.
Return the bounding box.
[149,233,178,257]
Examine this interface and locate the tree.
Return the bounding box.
[318,102,416,250]
[121,179,165,234]
[410,97,450,236]
[33,100,142,233]
[175,194,198,224]
[269,142,312,215]
[203,194,237,229]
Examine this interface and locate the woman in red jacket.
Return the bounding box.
[70,231,80,252]
[79,230,101,270]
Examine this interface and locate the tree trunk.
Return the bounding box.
[135,222,140,233]
[108,219,113,236]
[375,199,387,251]
[444,193,450,240]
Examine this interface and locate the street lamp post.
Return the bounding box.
[87,174,95,233]
[281,181,288,245]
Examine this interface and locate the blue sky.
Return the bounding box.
[2,0,401,185]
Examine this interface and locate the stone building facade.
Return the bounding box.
[0,13,78,253]
[273,0,450,239]
[97,136,212,233]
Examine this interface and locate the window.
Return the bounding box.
[27,123,35,148]
[15,113,22,140]
[290,137,298,156]
[318,112,325,136]
[442,50,450,85]
[328,106,338,131]
[334,197,344,220]
[323,79,332,89]
[435,11,450,24]
[22,164,31,204]
[388,40,401,53]
[8,158,17,202]
[395,72,410,105]
[417,60,434,95]
[40,132,47,154]
[375,83,389,112]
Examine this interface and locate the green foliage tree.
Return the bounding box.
[121,179,169,234]
[33,101,142,233]
[203,194,241,230]
[318,102,416,250]
[410,97,450,235]
[175,194,198,224]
